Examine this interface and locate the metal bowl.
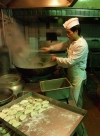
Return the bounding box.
[13,52,57,77]
[0,74,25,96]
[0,88,13,106]
[17,91,29,98]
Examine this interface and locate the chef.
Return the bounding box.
[41,17,89,108]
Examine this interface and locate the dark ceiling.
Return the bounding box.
[0,0,12,8]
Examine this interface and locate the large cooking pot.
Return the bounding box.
[14,63,57,77]
[13,51,57,77]
[0,88,13,106]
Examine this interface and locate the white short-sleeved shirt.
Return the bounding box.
[51,37,88,70]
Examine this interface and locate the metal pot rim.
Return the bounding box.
[0,88,13,106]
[0,74,21,86]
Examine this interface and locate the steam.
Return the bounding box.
[5,19,41,68]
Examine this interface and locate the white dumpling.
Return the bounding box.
[20,100,28,105]
[38,108,45,114]
[26,104,33,109]
[42,103,50,108]
[35,105,41,111]
[38,98,43,101]
[0,112,7,119]
[31,111,37,117]
[10,104,20,109]
[34,102,41,107]
[17,107,24,111]
[5,116,14,122]
[31,105,36,110]
[28,99,34,103]
[19,114,26,121]
[10,109,17,115]
[2,108,9,114]
[12,121,21,128]
[9,118,17,124]
[24,109,32,115]
[42,100,49,104]
[16,112,23,118]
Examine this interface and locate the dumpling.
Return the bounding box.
[16,112,23,118]
[31,111,37,117]
[12,121,21,128]
[2,108,9,114]
[19,114,26,121]
[20,100,28,105]
[0,112,7,119]
[24,109,32,115]
[38,108,46,114]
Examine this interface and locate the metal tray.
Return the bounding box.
[0,92,87,136]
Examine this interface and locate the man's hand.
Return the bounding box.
[40,47,51,52]
[51,55,57,62]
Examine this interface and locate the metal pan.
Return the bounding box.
[14,64,57,77]
[0,88,13,106]
[13,51,57,77]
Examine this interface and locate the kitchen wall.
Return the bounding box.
[13,20,100,71]
[73,0,100,9]
[1,12,100,73]
[1,18,100,50]
[1,8,100,50]
[23,21,100,50]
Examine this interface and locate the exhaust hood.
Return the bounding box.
[0,0,77,8]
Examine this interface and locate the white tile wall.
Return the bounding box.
[17,21,100,49]
[29,37,38,50]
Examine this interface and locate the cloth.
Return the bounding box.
[50,37,88,108]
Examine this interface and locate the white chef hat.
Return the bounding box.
[63,18,79,29]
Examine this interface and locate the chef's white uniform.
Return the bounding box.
[51,37,88,108]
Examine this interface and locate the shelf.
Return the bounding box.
[4,8,100,18]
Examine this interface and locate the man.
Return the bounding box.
[41,17,88,108]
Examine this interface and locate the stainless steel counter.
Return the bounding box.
[0,91,87,136]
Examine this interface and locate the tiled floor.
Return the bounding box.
[82,69,100,136]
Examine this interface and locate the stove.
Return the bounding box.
[22,67,66,83]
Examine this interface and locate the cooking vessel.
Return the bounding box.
[0,88,13,106]
[17,91,30,98]
[13,52,57,77]
[14,64,57,77]
[0,74,25,96]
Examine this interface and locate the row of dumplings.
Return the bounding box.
[0,97,50,128]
